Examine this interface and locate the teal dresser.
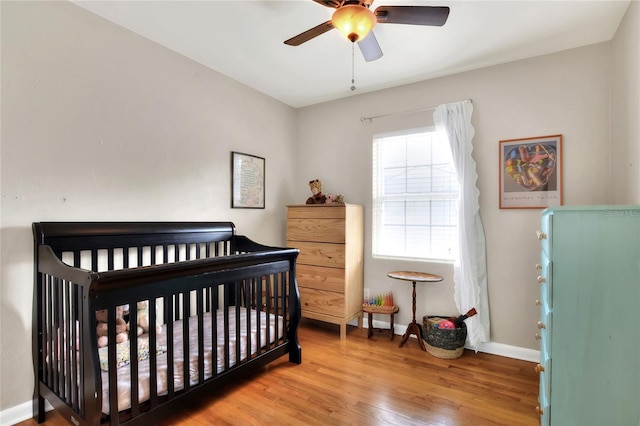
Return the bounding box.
[536,206,640,425]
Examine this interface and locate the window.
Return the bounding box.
[372,128,459,261]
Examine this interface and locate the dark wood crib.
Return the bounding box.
[32,222,301,426]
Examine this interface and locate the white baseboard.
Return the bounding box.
[365,318,540,363]
[0,399,53,426]
[471,341,540,363]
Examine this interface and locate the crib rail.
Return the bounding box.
[33,222,300,426]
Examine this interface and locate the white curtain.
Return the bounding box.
[433,100,490,351]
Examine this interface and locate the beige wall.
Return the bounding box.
[1,1,296,412]
[295,42,613,351]
[611,0,640,203]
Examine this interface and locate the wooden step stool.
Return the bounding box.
[362,305,399,340]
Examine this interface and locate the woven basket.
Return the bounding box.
[422,315,467,359]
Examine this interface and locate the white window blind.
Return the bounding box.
[372,128,459,261]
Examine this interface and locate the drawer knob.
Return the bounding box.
[537,321,546,329]
[535,263,542,270]
[535,364,545,374]
[537,275,546,284]
[535,299,542,306]
[536,406,544,416]
[535,333,541,340]
[536,230,547,240]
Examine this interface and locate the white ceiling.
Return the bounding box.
[72,0,631,108]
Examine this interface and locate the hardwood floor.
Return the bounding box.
[20,319,540,426]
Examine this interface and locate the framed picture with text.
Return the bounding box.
[499,135,563,209]
[231,151,265,209]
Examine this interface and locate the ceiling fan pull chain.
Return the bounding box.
[351,42,356,91]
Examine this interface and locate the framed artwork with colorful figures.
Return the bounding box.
[499,135,563,209]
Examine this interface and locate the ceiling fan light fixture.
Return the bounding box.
[331,5,376,42]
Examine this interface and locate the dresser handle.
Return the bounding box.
[536,406,544,416]
[535,263,542,270]
[535,299,541,306]
[535,364,545,374]
[536,230,547,240]
[537,321,546,329]
[535,333,541,340]
[537,276,546,284]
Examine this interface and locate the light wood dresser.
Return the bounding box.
[536,205,639,425]
[286,204,364,339]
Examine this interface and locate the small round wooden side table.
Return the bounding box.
[388,271,444,351]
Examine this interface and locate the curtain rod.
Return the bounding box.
[360,99,472,123]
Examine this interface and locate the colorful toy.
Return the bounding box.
[438,320,456,329]
[362,291,394,307]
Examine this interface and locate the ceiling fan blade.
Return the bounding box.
[358,31,383,62]
[375,6,450,26]
[284,21,335,46]
[311,0,342,8]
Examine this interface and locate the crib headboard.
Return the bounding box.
[33,221,236,253]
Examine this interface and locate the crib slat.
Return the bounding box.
[211,287,219,378]
[64,281,72,404]
[196,290,204,385]
[234,283,241,366]
[274,274,280,347]
[108,248,114,271]
[123,247,129,269]
[73,284,82,416]
[149,299,159,407]
[246,280,254,358]
[165,295,175,399]
[256,278,263,356]
[45,276,52,387]
[107,307,119,426]
[182,292,190,392]
[67,283,79,411]
[265,276,272,349]
[54,278,63,396]
[91,250,98,273]
[129,303,140,418]
[222,294,230,372]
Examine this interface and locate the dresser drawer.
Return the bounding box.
[538,377,550,426]
[287,205,345,219]
[538,301,552,349]
[286,218,345,243]
[539,254,552,309]
[289,241,345,268]
[296,264,345,293]
[539,213,552,257]
[300,288,345,317]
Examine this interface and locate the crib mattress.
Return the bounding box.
[100,306,283,414]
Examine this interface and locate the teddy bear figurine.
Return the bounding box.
[325,192,345,204]
[306,179,326,204]
[130,300,163,336]
[96,305,128,348]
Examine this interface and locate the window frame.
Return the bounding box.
[372,126,459,263]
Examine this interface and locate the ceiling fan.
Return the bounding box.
[284,0,450,62]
